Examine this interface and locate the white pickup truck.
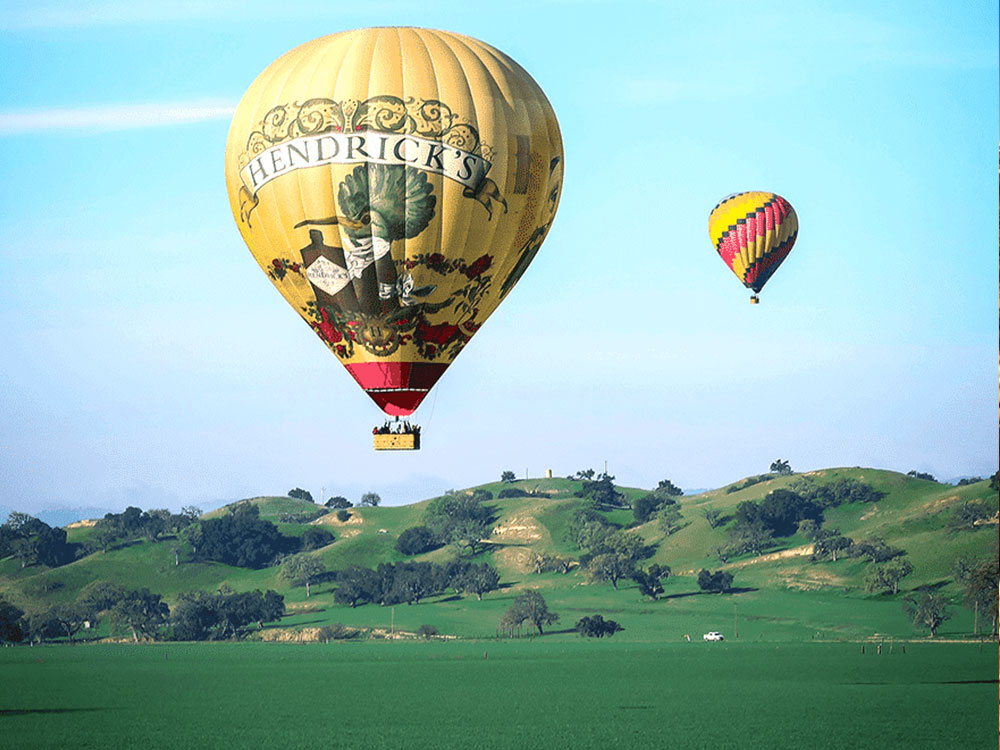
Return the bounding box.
[703,631,725,641]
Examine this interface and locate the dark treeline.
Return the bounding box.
[0,582,285,645]
[334,560,500,607]
[3,501,335,574]
[92,506,202,552]
[0,512,78,569]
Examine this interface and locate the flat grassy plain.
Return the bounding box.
[1,641,995,750]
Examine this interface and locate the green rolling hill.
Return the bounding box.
[1,468,996,642]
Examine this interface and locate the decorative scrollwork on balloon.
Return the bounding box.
[261,105,292,142]
[442,123,479,153]
[353,96,410,132]
[243,96,486,158]
[294,98,346,136]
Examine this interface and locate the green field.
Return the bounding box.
[1,641,995,749]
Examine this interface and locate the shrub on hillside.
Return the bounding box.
[949,501,995,531]
[633,493,674,524]
[576,614,622,638]
[417,624,440,639]
[301,527,335,551]
[396,526,439,556]
[697,569,734,594]
[854,537,904,564]
[497,488,524,499]
[789,477,884,508]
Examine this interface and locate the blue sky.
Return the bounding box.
[1,0,996,513]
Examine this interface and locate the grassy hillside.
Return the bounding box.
[1,469,996,642]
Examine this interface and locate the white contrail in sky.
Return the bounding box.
[0,101,236,135]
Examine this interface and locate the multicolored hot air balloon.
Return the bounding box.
[224,28,563,447]
[708,192,798,303]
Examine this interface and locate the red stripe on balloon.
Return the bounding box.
[344,361,450,416]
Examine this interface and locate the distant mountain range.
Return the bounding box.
[0,506,116,528]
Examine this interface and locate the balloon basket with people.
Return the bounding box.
[373,418,421,451]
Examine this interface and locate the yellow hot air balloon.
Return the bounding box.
[708,192,798,304]
[224,29,563,448]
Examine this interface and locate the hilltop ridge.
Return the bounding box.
[1,467,996,642]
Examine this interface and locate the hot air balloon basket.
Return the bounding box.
[374,433,421,451]
[750,296,760,304]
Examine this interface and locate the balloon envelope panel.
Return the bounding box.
[708,191,797,295]
[225,28,563,415]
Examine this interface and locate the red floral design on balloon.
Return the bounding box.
[417,320,461,346]
[464,254,492,279]
[315,308,343,344]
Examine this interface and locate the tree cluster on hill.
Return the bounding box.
[569,510,654,589]
[788,477,885,508]
[906,470,937,482]
[575,614,622,637]
[92,506,201,553]
[574,473,626,508]
[186,504,297,569]
[0,512,78,568]
[500,471,516,483]
[712,479,886,563]
[802,523,854,562]
[325,496,353,509]
[770,459,793,475]
[334,560,500,608]
[499,590,558,635]
[423,491,495,555]
[632,494,663,524]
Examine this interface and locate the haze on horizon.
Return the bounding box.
[1,0,996,515]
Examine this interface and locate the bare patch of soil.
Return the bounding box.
[492,515,542,543]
